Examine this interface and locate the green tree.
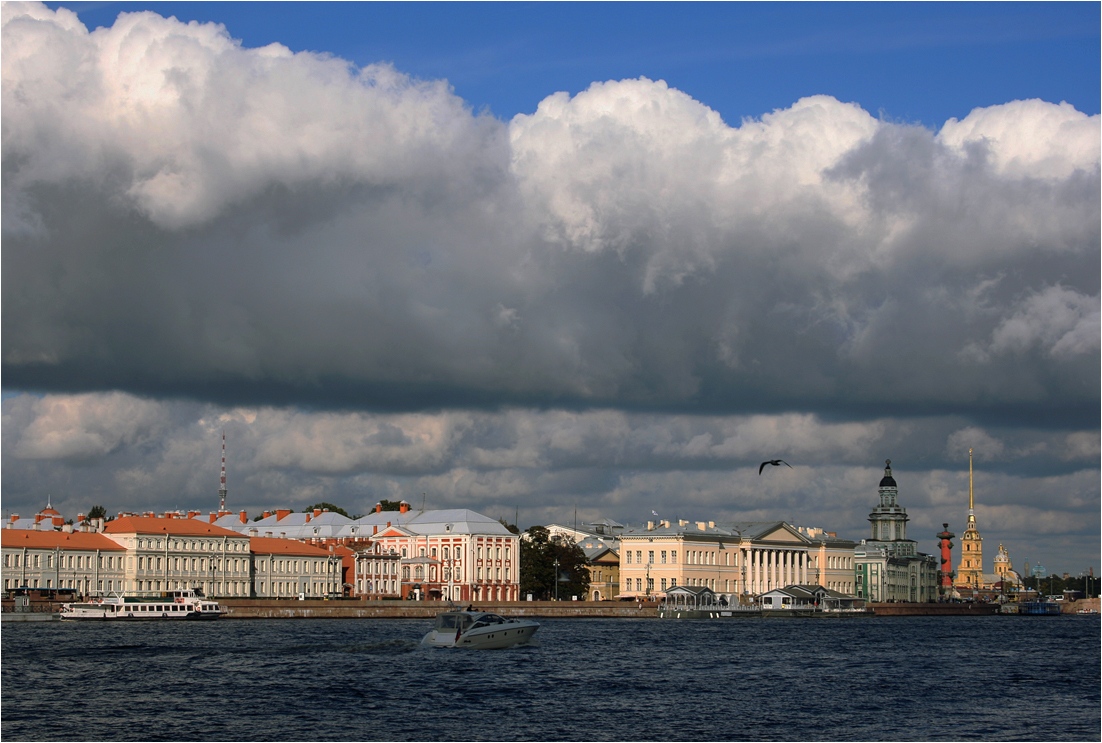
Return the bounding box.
[303,502,351,518]
[519,526,590,600]
[498,517,520,534]
[87,505,107,520]
[377,499,404,512]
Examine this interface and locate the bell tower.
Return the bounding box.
[955,448,984,588]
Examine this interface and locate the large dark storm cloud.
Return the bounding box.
[2,4,1098,571]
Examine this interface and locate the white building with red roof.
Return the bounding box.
[249,537,341,599]
[1,529,126,594]
[104,516,253,597]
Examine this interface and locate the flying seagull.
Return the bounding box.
[759,459,793,475]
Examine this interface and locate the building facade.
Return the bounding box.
[103,516,253,597]
[618,519,851,601]
[2,530,126,594]
[250,537,342,598]
[853,460,939,602]
[353,507,521,602]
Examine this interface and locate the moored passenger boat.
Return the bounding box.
[60,589,224,621]
[1017,599,1061,616]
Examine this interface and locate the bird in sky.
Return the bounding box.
[759,459,793,475]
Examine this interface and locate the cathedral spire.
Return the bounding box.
[967,447,976,524]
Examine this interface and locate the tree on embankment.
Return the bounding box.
[519,526,590,600]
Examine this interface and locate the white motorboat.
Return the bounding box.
[60,589,224,621]
[421,610,539,649]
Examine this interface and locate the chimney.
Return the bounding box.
[34,514,44,524]
[77,513,86,523]
[374,503,382,513]
[209,513,217,523]
[9,514,17,523]
[399,501,410,514]
[263,511,271,519]
[188,511,200,519]
[240,510,248,524]
[313,508,322,518]
[305,513,311,523]
[164,512,175,519]
[249,528,258,537]
[62,523,73,533]
[647,521,654,531]
[276,509,291,521]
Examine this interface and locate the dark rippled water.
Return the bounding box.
[2,615,1098,741]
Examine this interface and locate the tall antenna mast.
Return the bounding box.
[219,430,228,513]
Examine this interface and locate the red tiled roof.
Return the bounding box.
[0,530,126,551]
[104,516,244,538]
[250,537,332,556]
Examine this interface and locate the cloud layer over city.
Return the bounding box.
[3,4,1098,571]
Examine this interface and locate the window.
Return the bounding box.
[661,551,667,564]
[626,551,632,564]
[636,551,642,564]
[648,551,654,564]
[671,551,677,564]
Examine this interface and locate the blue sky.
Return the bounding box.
[50,2,1100,127]
[6,2,1100,576]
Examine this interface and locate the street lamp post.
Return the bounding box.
[553,559,560,601]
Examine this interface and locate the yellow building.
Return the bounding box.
[619,519,851,601]
[955,449,984,589]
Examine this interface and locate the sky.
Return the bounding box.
[2,2,1099,576]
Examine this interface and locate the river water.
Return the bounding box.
[2,615,1098,741]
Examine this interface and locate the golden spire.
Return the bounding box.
[967,447,975,523]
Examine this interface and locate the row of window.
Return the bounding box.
[404,546,511,561]
[136,538,248,552]
[4,553,123,569]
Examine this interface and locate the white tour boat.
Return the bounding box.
[60,589,224,621]
[421,609,539,649]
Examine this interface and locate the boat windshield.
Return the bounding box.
[435,613,462,630]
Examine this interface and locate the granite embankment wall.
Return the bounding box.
[219,599,659,619]
[192,597,1102,620]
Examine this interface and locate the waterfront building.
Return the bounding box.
[104,516,252,597]
[1,529,126,594]
[801,529,858,594]
[249,537,342,598]
[955,448,984,589]
[348,505,520,602]
[353,542,402,598]
[618,519,847,602]
[853,460,939,602]
[579,537,620,601]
